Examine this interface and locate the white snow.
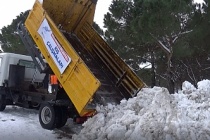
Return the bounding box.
[1,80,210,140]
[0,106,73,140]
[72,79,210,140]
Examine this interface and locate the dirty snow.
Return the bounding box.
[72,79,210,140]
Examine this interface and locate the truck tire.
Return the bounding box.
[55,106,68,128]
[39,102,57,130]
[0,96,6,111]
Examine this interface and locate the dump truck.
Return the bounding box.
[0,0,146,130]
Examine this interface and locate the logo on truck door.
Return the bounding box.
[38,19,71,74]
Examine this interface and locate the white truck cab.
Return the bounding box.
[0,53,45,87]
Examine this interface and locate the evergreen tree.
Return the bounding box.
[183,0,210,85]
[103,0,200,93]
[189,0,210,55]
[0,10,30,54]
[130,0,195,93]
[104,0,146,70]
[103,0,157,86]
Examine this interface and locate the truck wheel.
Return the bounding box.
[0,96,6,111]
[39,102,56,130]
[55,106,68,128]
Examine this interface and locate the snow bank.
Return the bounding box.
[72,80,210,140]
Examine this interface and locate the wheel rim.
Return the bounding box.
[41,106,52,124]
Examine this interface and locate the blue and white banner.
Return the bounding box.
[38,19,71,74]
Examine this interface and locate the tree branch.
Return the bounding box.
[172,30,193,43]
[150,33,171,54]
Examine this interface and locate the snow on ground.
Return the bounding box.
[1,80,210,140]
[0,106,81,140]
[72,79,210,140]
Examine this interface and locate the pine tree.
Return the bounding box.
[104,0,145,70]
[184,0,210,84]
[103,0,206,93]
[0,10,30,54]
[103,0,157,86]
[130,0,195,93]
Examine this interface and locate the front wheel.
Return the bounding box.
[39,102,56,130]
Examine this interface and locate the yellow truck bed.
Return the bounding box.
[25,0,145,116]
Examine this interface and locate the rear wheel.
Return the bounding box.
[0,95,6,111]
[55,106,68,128]
[39,102,56,130]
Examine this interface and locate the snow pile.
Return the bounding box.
[72,80,210,140]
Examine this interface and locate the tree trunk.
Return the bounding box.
[151,50,156,87]
[167,53,174,94]
[167,70,174,94]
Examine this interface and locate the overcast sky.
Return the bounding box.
[0,0,112,29]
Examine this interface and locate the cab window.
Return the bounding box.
[18,59,35,68]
